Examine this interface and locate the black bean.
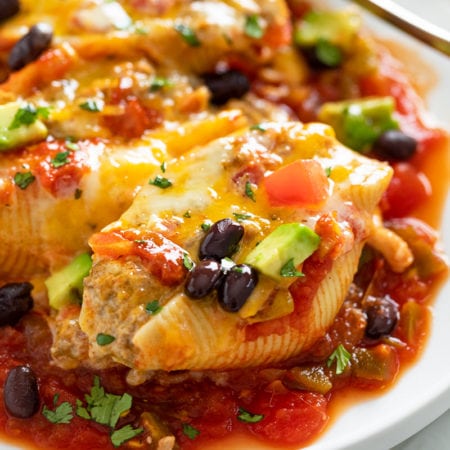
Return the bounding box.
[364,295,399,339]
[372,130,418,161]
[8,23,53,71]
[0,282,33,327]
[199,218,244,260]
[4,366,40,419]
[217,264,258,313]
[185,259,223,299]
[203,70,250,106]
[0,0,20,22]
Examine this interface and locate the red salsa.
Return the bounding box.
[0,1,448,450]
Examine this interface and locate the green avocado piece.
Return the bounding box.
[294,9,361,51]
[244,223,320,281]
[318,97,399,152]
[45,253,92,310]
[0,102,48,151]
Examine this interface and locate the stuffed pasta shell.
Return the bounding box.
[76,121,393,377]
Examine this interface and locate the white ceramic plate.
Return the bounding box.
[1,1,449,449]
[306,1,450,449]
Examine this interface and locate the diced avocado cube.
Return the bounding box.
[0,102,48,151]
[45,253,92,310]
[244,223,320,281]
[294,9,361,52]
[318,97,399,152]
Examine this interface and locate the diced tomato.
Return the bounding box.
[13,139,92,198]
[0,43,77,96]
[102,97,162,139]
[380,162,431,219]
[88,230,135,258]
[246,390,328,446]
[89,229,187,286]
[264,159,329,207]
[261,21,293,49]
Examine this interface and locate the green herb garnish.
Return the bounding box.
[325,167,332,177]
[160,161,167,173]
[183,210,192,218]
[174,24,201,47]
[51,151,71,168]
[79,100,102,112]
[245,181,256,202]
[42,395,73,424]
[182,423,200,440]
[201,222,211,232]
[150,76,172,92]
[183,253,194,271]
[9,104,50,130]
[316,38,343,67]
[111,424,143,447]
[327,344,351,375]
[232,212,251,222]
[13,171,35,190]
[237,407,264,423]
[149,175,172,189]
[244,15,264,39]
[77,377,131,427]
[65,140,80,152]
[280,258,304,278]
[250,123,267,132]
[96,333,115,346]
[145,300,162,315]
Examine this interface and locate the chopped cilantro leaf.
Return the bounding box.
[174,24,201,47]
[51,151,71,168]
[13,171,35,190]
[95,392,132,428]
[145,300,162,315]
[85,376,105,406]
[182,423,200,440]
[244,15,264,39]
[65,140,80,152]
[149,175,172,189]
[183,253,194,271]
[316,38,343,67]
[250,123,267,132]
[150,76,172,92]
[245,181,256,202]
[9,104,50,130]
[325,167,332,177]
[233,212,251,222]
[76,399,91,420]
[183,210,192,218]
[96,333,115,346]
[42,399,73,424]
[327,344,351,375]
[237,407,264,423]
[82,377,133,428]
[160,161,167,172]
[79,100,102,112]
[201,222,211,232]
[280,258,304,278]
[111,424,143,447]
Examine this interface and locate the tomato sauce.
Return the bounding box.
[0,6,448,450]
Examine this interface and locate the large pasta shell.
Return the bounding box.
[78,122,393,374]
